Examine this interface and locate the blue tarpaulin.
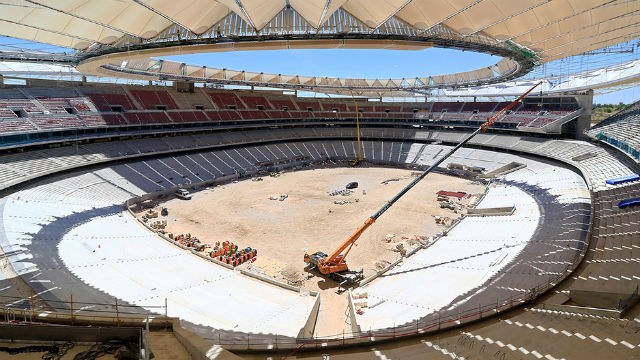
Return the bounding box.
[606,174,640,185]
[618,198,640,209]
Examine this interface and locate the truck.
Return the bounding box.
[175,188,192,200]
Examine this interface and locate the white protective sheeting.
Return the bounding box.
[0,167,316,337]
[356,185,539,330]
[354,146,590,330]
[57,212,315,335]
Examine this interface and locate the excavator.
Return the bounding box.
[304,82,542,286]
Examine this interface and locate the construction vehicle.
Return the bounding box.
[304,82,541,285]
[175,188,192,200]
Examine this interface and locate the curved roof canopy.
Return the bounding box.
[0,0,635,59]
[0,1,637,92]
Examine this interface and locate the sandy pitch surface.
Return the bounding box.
[143,166,483,336]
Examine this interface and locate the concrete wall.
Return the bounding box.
[467,206,516,216]
[297,294,321,339]
[574,90,594,140]
[0,323,140,342]
[481,162,526,178]
[126,174,239,206]
[570,289,632,310]
[172,321,243,360]
[542,303,621,318]
[347,292,362,334]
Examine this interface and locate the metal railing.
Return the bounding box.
[209,266,580,352]
[0,293,168,327]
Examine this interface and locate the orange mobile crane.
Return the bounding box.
[304,82,542,286]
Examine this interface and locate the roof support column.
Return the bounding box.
[573,90,594,140]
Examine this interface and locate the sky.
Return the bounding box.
[165,47,639,104]
[594,87,639,105]
[164,48,501,79]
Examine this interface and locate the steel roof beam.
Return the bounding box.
[234,0,259,33]
[316,0,333,30]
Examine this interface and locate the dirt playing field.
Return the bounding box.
[137,164,484,336]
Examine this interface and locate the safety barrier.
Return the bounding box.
[0,293,170,329]
[596,133,640,162]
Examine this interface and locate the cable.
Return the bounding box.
[0,341,73,360]
[72,340,140,360]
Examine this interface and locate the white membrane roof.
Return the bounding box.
[0,0,636,62]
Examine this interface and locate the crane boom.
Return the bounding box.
[305,82,542,278]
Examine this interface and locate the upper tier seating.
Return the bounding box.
[78,114,126,127]
[237,110,270,120]
[167,110,208,123]
[0,118,37,133]
[296,100,324,112]
[238,95,274,109]
[266,110,291,119]
[322,102,349,112]
[525,117,557,128]
[379,105,402,112]
[128,89,179,110]
[124,111,171,125]
[356,104,375,112]
[431,102,464,112]
[269,97,299,110]
[0,108,18,119]
[35,98,74,114]
[207,91,245,109]
[462,102,498,112]
[0,86,583,138]
[34,97,93,114]
[204,109,243,121]
[169,90,215,110]
[0,99,41,114]
[30,114,85,130]
[83,91,137,112]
